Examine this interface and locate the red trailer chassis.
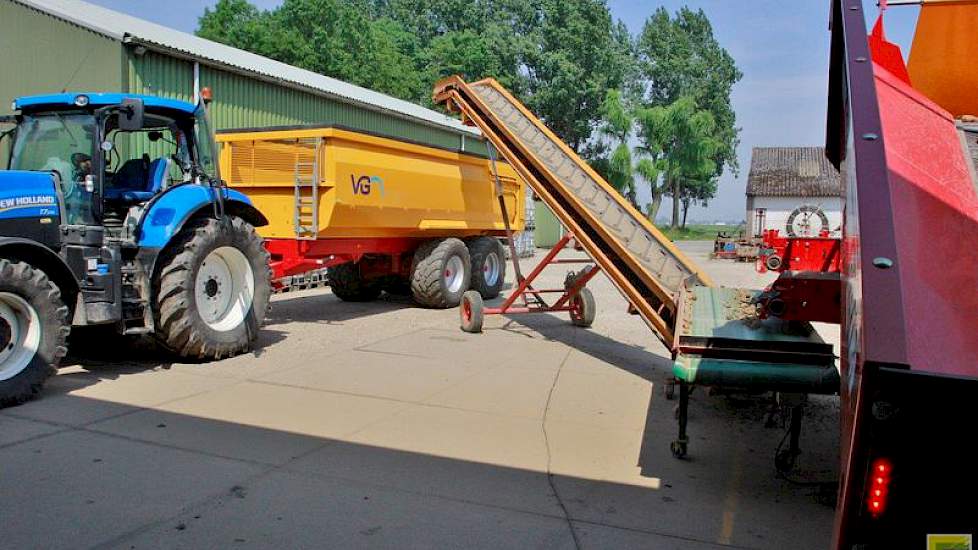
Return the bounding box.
[828,2,978,548]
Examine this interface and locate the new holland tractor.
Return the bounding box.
[0,93,271,407]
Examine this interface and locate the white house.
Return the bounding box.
[745,147,842,237]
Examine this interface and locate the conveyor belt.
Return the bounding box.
[434,77,712,343]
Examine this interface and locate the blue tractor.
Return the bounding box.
[0,93,272,406]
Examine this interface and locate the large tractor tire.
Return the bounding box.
[467,237,506,299]
[154,217,271,360]
[0,259,69,407]
[410,238,471,308]
[327,262,382,302]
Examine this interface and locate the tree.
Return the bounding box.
[522,0,630,152]
[597,89,636,206]
[680,177,717,228]
[635,96,719,228]
[634,7,741,216]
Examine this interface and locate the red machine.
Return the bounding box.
[754,229,842,324]
[826,2,978,548]
[757,229,841,273]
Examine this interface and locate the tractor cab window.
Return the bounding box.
[101,112,194,205]
[9,113,97,225]
[193,105,220,182]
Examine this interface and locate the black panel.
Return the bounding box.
[0,216,60,249]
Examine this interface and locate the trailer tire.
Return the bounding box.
[382,276,412,297]
[154,217,271,360]
[0,259,69,408]
[410,238,471,308]
[467,237,506,299]
[328,262,382,302]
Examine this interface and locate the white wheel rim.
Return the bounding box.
[0,292,41,381]
[444,255,465,294]
[483,252,500,287]
[194,246,255,332]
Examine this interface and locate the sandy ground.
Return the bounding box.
[0,241,841,549]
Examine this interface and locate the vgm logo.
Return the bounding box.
[351,175,385,196]
[928,534,973,550]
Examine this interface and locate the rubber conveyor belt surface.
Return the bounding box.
[434,76,712,343]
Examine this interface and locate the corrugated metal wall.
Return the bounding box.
[126,49,484,154]
[0,0,122,165]
[126,51,196,160]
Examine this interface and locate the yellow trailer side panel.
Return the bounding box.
[218,128,524,240]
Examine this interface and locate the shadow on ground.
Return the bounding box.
[2,391,834,549]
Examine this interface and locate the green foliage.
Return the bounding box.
[598,89,634,201]
[635,96,721,227]
[197,2,739,221]
[197,0,626,142]
[635,7,741,178]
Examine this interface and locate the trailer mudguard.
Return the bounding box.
[137,184,267,249]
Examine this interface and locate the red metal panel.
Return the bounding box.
[265,237,421,279]
[875,63,978,378]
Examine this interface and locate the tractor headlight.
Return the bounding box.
[74,95,90,107]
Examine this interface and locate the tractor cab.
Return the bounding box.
[4,93,220,234]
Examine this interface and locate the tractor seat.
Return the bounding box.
[105,156,170,203]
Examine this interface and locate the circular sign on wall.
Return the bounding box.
[785,204,830,237]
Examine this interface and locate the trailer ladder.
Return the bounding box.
[434,77,713,343]
[293,137,323,239]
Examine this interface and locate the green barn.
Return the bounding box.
[0,0,485,157]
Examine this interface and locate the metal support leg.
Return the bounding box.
[671,381,689,458]
[776,402,805,473]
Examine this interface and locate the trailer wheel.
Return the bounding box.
[0,259,69,407]
[154,217,271,360]
[410,238,471,308]
[467,237,506,299]
[569,287,596,328]
[327,262,382,302]
[765,254,783,271]
[459,290,484,333]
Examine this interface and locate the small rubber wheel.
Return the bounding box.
[459,290,484,333]
[569,287,596,327]
[670,440,688,459]
[467,237,506,299]
[765,255,783,271]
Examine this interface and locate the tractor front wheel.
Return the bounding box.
[0,259,69,407]
[154,217,271,360]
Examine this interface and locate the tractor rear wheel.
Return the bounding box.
[154,217,271,360]
[410,238,471,308]
[0,259,69,407]
[467,237,506,299]
[327,262,383,302]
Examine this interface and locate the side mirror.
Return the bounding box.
[148,130,163,142]
[119,98,144,131]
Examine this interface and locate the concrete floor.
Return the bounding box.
[0,241,840,550]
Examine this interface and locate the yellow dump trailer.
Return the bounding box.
[218,125,525,307]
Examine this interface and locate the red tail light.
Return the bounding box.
[867,458,893,518]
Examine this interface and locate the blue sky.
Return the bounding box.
[88,0,920,222]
